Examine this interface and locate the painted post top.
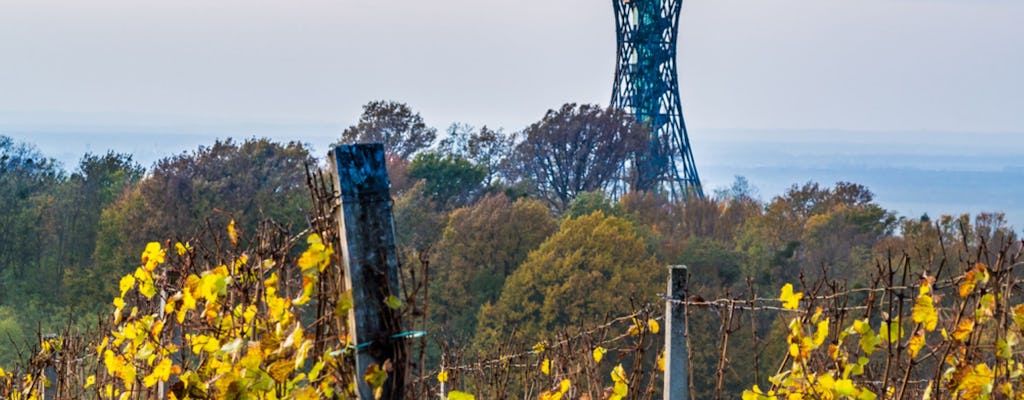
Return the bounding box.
[331,143,391,199]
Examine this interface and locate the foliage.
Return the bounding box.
[736,182,895,287]
[431,194,556,337]
[408,152,486,209]
[510,104,647,211]
[4,127,1024,399]
[392,181,446,254]
[437,123,516,186]
[473,211,661,351]
[745,236,1024,400]
[0,307,26,367]
[339,100,437,160]
[564,190,623,220]
[75,138,313,313]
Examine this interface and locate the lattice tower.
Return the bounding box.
[611,0,703,198]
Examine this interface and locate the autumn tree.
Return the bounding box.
[392,181,446,254]
[735,181,895,286]
[473,211,661,350]
[438,123,516,186]
[339,100,437,159]
[430,194,557,336]
[510,104,647,211]
[74,138,313,311]
[407,152,486,209]
[564,190,623,219]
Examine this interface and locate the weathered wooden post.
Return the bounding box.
[664,265,689,400]
[330,143,405,399]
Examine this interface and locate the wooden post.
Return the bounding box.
[331,143,405,399]
[664,265,689,400]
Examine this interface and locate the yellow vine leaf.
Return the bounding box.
[336,290,354,316]
[611,364,628,385]
[385,295,403,310]
[175,242,193,256]
[977,294,996,322]
[648,319,660,334]
[539,390,563,400]
[448,391,475,400]
[879,317,904,344]
[952,318,974,342]
[742,385,777,400]
[592,346,607,363]
[298,233,333,273]
[780,283,803,310]
[134,267,157,299]
[227,219,239,246]
[141,242,165,271]
[959,263,989,298]
[1013,304,1024,329]
[813,319,829,347]
[853,318,880,355]
[999,382,1014,399]
[292,275,316,306]
[956,363,994,400]
[143,358,173,388]
[541,358,551,375]
[627,318,642,336]
[119,275,136,297]
[437,370,449,383]
[364,363,388,390]
[912,289,938,332]
[269,359,295,383]
[835,378,857,396]
[997,338,1013,359]
[537,380,572,400]
[908,330,926,358]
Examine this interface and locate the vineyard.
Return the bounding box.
[0,150,1021,400]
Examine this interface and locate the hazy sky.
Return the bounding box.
[1,0,1022,134]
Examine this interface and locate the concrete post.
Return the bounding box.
[664,265,688,400]
[331,143,405,399]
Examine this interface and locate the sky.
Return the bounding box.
[1,0,1023,222]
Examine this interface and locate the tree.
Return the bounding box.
[339,100,437,159]
[735,181,895,286]
[438,123,516,186]
[473,211,661,350]
[72,139,314,311]
[0,136,62,282]
[56,152,144,272]
[407,152,486,209]
[564,190,622,219]
[392,181,446,254]
[430,194,556,336]
[511,104,647,210]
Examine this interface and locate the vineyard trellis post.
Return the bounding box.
[664,265,689,400]
[330,143,406,399]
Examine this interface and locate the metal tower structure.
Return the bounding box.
[611,0,703,198]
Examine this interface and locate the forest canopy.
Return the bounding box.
[0,102,1018,398]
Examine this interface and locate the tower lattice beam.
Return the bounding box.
[611,0,703,199]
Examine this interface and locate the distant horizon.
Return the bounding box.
[5,126,1022,229]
